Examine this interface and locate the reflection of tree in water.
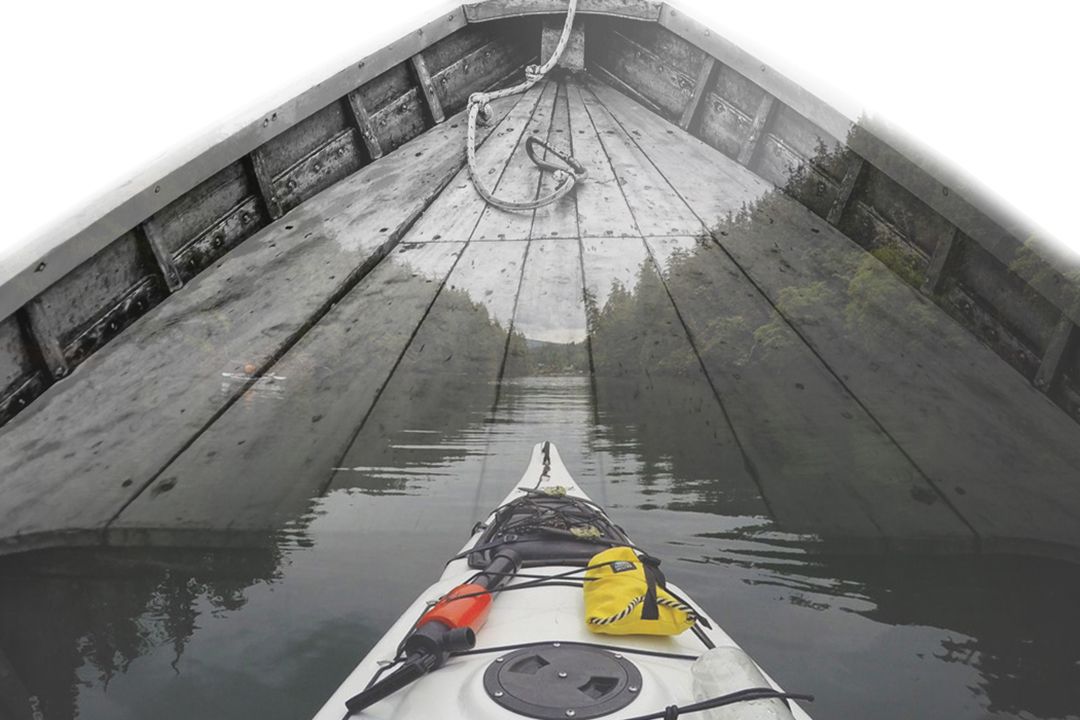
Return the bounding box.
[703,534,1080,719]
[0,545,283,720]
[333,282,519,495]
[584,252,765,516]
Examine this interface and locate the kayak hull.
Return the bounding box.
[313,443,811,720]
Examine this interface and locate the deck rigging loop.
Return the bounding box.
[466,0,587,212]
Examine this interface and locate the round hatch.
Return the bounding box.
[483,644,643,719]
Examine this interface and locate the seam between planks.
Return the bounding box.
[575,82,778,522]
[586,81,982,546]
[315,85,549,495]
[104,92,532,532]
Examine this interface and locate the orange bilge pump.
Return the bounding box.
[345,548,523,715]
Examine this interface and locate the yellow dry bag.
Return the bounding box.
[583,546,698,636]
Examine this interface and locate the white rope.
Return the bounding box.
[466,0,587,212]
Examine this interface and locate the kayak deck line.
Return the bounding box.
[313,442,814,720]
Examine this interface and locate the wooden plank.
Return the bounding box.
[610,17,708,78]
[0,314,49,429]
[1033,315,1077,393]
[921,226,960,295]
[172,195,265,283]
[326,241,528,494]
[531,81,580,240]
[0,5,467,323]
[249,148,281,219]
[407,83,549,242]
[591,30,695,119]
[369,88,428,153]
[503,238,590,378]
[679,57,715,130]
[473,82,559,241]
[590,78,1080,559]
[141,220,185,292]
[410,53,446,124]
[20,231,166,375]
[590,64,665,117]
[464,0,662,22]
[644,236,968,546]
[582,237,768,516]
[346,89,385,160]
[541,18,585,71]
[565,83,638,238]
[736,93,776,168]
[22,300,68,379]
[585,77,760,225]
[0,93,523,557]
[111,242,466,542]
[579,84,699,236]
[826,156,864,226]
[697,91,754,159]
[269,129,366,215]
[432,39,529,116]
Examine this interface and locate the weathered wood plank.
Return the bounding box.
[590,29,694,120]
[565,83,638,237]
[678,57,715,131]
[21,231,166,376]
[949,239,1061,361]
[531,81,580,240]
[697,91,754,159]
[172,195,266,283]
[410,53,446,124]
[591,78,1080,559]
[408,83,548,242]
[0,95,523,556]
[541,17,585,71]
[826,156,864,227]
[503,238,590,378]
[1034,315,1078,393]
[22,300,67,379]
[111,242,465,543]
[140,220,184,292]
[141,160,269,290]
[736,93,776,167]
[0,7,467,323]
[0,314,48,427]
[609,18,708,78]
[579,84,699,236]
[346,89,385,160]
[369,89,428,153]
[327,241,528,493]
[473,82,559,240]
[464,0,662,22]
[589,64,665,117]
[921,226,960,295]
[432,39,530,116]
[584,77,759,224]
[249,148,281,219]
[846,164,957,258]
[582,236,768,516]
[645,235,969,546]
[269,129,366,215]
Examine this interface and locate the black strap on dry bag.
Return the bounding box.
[639,554,665,621]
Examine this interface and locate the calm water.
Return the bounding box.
[1,373,1078,720]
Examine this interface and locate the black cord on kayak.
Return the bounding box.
[618,687,815,720]
[452,639,699,661]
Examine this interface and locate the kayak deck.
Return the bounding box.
[314,443,812,720]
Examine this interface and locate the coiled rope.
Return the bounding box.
[466,0,587,212]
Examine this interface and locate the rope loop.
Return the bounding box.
[464,0,584,213]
